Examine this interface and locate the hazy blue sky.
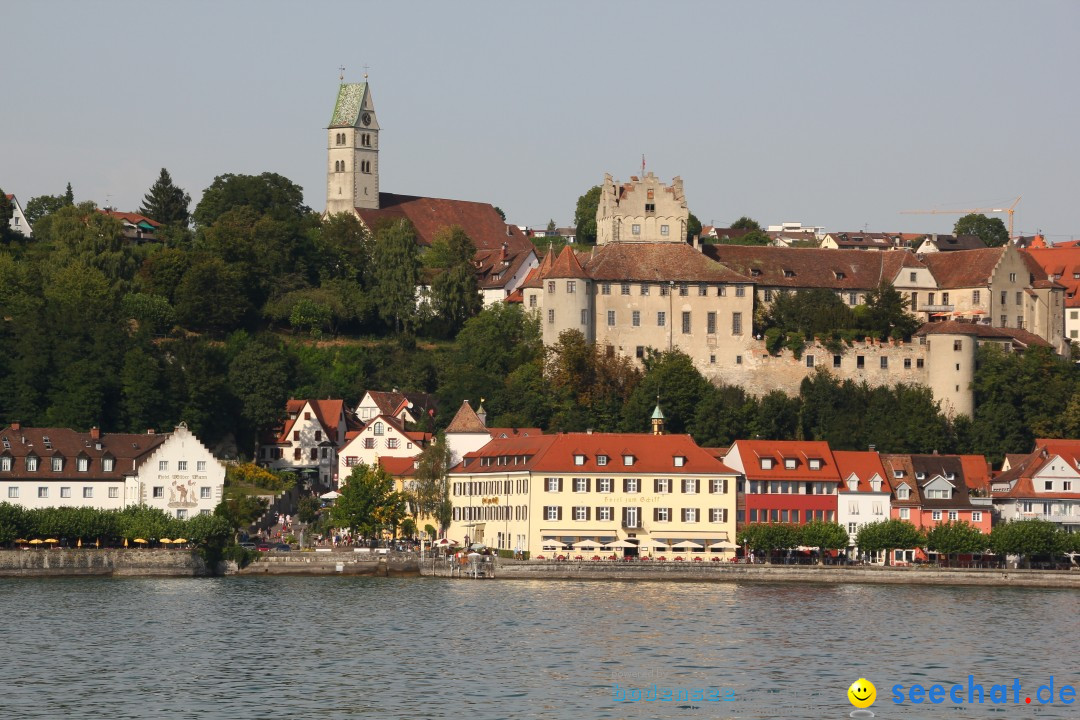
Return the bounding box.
[4,1,1079,239]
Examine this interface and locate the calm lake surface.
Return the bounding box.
[1,576,1077,719]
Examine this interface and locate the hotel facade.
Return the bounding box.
[446,428,739,558]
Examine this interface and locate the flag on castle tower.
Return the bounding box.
[642,154,645,174]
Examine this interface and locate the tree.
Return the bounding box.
[173,256,254,332]
[23,193,68,226]
[686,212,702,241]
[731,216,762,231]
[546,219,557,234]
[573,185,601,245]
[0,189,13,243]
[428,226,482,335]
[954,213,1009,247]
[193,172,308,226]
[318,212,374,284]
[373,219,421,333]
[493,206,506,221]
[331,463,407,542]
[184,513,233,548]
[412,436,453,532]
[925,521,985,564]
[798,521,850,564]
[297,496,320,525]
[862,280,919,340]
[988,519,1064,568]
[214,496,270,539]
[64,182,74,205]
[622,350,711,435]
[737,523,800,563]
[139,168,191,228]
[227,335,290,451]
[853,519,924,566]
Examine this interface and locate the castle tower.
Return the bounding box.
[924,332,976,418]
[327,80,380,215]
[542,246,594,346]
[596,172,688,245]
[651,401,665,435]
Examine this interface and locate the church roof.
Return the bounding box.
[329,83,367,128]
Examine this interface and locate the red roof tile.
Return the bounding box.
[547,245,590,279]
[920,247,1005,288]
[702,245,913,289]
[914,320,1051,348]
[586,242,750,283]
[833,451,890,493]
[729,440,840,481]
[0,426,169,480]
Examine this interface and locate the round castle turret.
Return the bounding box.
[541,246,594,346]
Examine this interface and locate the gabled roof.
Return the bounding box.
[271,399,345,444]
[357,414,431,445]
[329,82,368,127]
[702,245,908,289]
[586,242,750,283]
[833,451,890,493]
[364,390,436,420]
[920,247,1006,288]
[918,234,986,252]
[1025,247,1080,307]
[98,209,161,228]
[445,400,488,434]
[730,439,840,481]
[379,456,418,477]
[547,245,590,279]
[882,454,980,508]
[990,442,1080,500]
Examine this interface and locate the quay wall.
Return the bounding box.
[484,560,1080,589]
[0,549,211,577]
[236,551,419,577]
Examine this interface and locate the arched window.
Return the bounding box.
[373,422,384,436]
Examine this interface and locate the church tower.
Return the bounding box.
[327,80,380,215]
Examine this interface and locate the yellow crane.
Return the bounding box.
[901,195,1022,240]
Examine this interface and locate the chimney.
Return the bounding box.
[10,422,19,431]
[501,242,509,260]
[868,444,876,451]
[147,428,155,435]
[90,427,100,440]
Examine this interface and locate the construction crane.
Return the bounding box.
[901,196,1022,240]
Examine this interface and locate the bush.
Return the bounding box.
[221,544,257,568]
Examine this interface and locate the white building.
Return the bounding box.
[258,399,351,488]
[5,193,32,237]
[0,423,224,518]
[834,451,891,550]
[337,415,431,485]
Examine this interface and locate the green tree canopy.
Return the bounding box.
[862,280,920,340]
[686,212,701,241]
[988,519,1064,566]
[412,435,452,532]
[798,521,850,563]
[954,213,1009,247]
[331,463,408,540]
[193,172,309,226]
[373,219,421,333]
[573,185,601,245]
[427,226,481,335]
[622,350,710,435]
[139,168,191,228]
[925,521,986,562]
[853,519,924,565]
[731,216,762,231]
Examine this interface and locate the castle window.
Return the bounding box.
[640,283,650,296]
[657,311,666,327]
[904,358,911,369]
[659,284,668,297]
[679,283,688,296]
[660,224,669,236]
[857,356,865,369]
[601,282,611,295]
[834,355,842,368]
[732,312,742,335]
[735,286,746,297]
[547,281,555,294]
[718,285,727,297]
[707,312,716,334]
[632,311,640,327]
[581,309,589,325]
[621,283,630,295]
[645,203,655,214]
[806,355,815,368]
[636,346,644,358]
[607,310,615,326]
[548,309,555,324]
[566,280,576,294]
[973,290,981,304]
[698,284,708,296]
[953,340,962,351]
[682,311,691,334]
[917,358,924,369]
[528,294,536,308]
[880,357,888,369]
[632,224,641,236]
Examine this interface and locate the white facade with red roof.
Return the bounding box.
[0,423,223,518]
[990,439,1080,530]
[337,415,430,486]
[444,400,543,466]
[833,450,891,547]
[355,389,435,426]
[5,193,32,236]
[446,427,738,558]
[259,399,350,487]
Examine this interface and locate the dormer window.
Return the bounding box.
[896,486,910,500]
[52,456,63,472]
[373,422,384,436]
[574,454,585,466]
[623,455,634,466]
[870,479,882,492]
[102,458,114,472]
[926,488,952,499]
[760,457,774,470]
[847,478,858,491]
[78,457,89,472]
[893,470,904,479]
[915,471,926,481]
[597,455,608,466]
[26,456,38,472]
[0,457,10,472]
[750,269,762,277]
[674,456,686,468]
[809,458,822,470]
[945,472,956,481]
[783,269,796,278]
[834,271,846,279]
[784,458,797,470]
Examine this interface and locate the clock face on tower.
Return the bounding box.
[361,112,372,127]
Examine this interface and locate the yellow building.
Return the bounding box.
[446,421,739,560]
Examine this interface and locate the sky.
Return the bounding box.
[4,0,1079,240]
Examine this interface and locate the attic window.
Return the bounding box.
[893,470,904,478]
[597,455,608,466]
[945,472,956,481]
[783,269,796,278]
[760,457,774,470]
[784,458,797,470]
[574,454,585,466]
[623,454,634,466]
[808,458,822,470]
[915,471,926,480]
[750,269,762,277]
[834,271,846,279]
[674,456,686,467]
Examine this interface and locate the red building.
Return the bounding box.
[723,440,840,525]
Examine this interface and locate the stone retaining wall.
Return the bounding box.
[237,551,420,577]
[488,560,1080,589]
[0,549,211,577]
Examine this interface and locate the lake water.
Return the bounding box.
[1,576,1078,719]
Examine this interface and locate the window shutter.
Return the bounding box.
[622,507,629,526]
[557,506,563,521]
[558,478,563,492]
[681,479,687,493]
[694,479,700,493]
[585,478,591,492]
[623,478,629,493]
[585,507,591,521]
[654,478,660,493]
[653,507,659,522]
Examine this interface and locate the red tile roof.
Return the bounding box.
[585,242,750,283]
[452,433,737,475]
[445,401,488,434]
[547,245,590,279]
[990,443,1080,500]
[919,247,1006,288]
[833,451,890,493]
[702,245,913,289]
[1025,247,1080,307]
[379,456,418,477]
[98,209,161,227]
[730,440,840,481]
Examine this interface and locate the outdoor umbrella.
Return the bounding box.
[572,540,602,550]
[14,538,27,544]
[671,540,703,550]
[44,538,59,544]
[160,538,173,544]
[638,539,669,548]
[708,541,738,550]
[320,490,341,500]
[133,538,148,544]
[604,540,635,548]
[470,543,487,550]
[29,539,43,545]
[173,538,188,544]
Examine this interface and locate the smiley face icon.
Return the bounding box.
[848,678,876,708]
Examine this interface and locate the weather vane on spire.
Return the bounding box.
[363,63,370,80]
[339,65,345,82]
